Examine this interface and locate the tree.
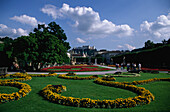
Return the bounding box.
[0,37,13,54]
[162,38,170,45]
[144,40,154,48]
[0,37,14,67]
[12,22,70,71]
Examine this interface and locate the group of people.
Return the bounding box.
[115,63,141,71]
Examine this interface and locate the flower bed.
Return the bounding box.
[41,65,111,72]
[105,73,141,77]
[121,77,170,85]
[58,73,98,80]
[0,73,32,83]
[101,76,116,81]
[141,68,170,71]
[41,75,170,109]
[28,73,58,77]
[0,72,60,104]
[40,81,154,108]
[0,81,31,103]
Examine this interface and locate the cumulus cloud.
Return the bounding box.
[140,13,170,39]
[41,3,134,37]
[76,37,86,43]
[117,44,136,50]
[10,15,44,27]
[41,4,62,19]
[124,44,136,50]
[117,45,123,49]
[0,24,28,37]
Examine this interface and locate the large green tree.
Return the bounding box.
[0,37,14,67]
[12,22,70,71]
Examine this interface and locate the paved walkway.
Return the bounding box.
[94,64,116,69]
[8,65,127,75]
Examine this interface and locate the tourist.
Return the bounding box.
[116,63,118,70]
[116,63,119,70]
[117,63,119,70]
[127,63,130,71]
[121,63,123,70]
[138,63,141,71]
[134,63,136,71]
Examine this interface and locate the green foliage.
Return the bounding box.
[112,44,170,69]
[144,40,154,48]
[76,57,89,63]
[12,22,70,71]
[0,43,4,51]
[91,57,106,64]
[0,37,14,67]
[0,37,13,57]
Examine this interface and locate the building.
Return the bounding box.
[100,50,122,64]
[68,46,124,65]
[93,50,123,65]
[68,45,97,65]
[71,45,96,56]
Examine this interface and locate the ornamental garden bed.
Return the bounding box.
[41,65,111,72]
[105,73,141,77]
[0,72,170,112]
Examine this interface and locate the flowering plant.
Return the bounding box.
[41,65,111,72]
[58,74,98,80]
[0,81,31,103]
[39,76,170,108]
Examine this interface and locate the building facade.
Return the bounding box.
[68,45,123,65]
[68,45,97,65]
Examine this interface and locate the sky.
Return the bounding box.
[0,0,170,51]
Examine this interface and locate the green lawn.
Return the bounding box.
[0,73,170,112]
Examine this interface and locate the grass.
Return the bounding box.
[0,73,170,112]
[0,86,19,94]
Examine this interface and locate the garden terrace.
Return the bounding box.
[0,72,170,112]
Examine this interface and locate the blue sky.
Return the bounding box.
[0,0,170,50]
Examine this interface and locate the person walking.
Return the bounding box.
[138,63,141,71]
[121,63,123,70]
[134,63,136,71]
[127,63,130,71]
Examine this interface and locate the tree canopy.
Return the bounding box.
[12,22,70,71]
[111,39,170,69]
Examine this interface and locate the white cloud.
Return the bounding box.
[41,3,134,37]
[0,24,28,37]
[140,13,170,39]
[17,28,28,36]
[41,4,62,19]
[76,37,86,43]
[124,44,136,50]
[117,45,123,49]
[10,15,44,27]
[117,44,136,50]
